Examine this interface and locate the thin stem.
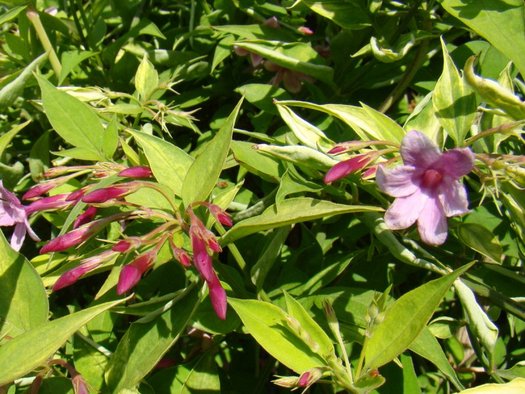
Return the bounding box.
[464,121,525,146]
[214,221,247,272]
[26,7,62,77]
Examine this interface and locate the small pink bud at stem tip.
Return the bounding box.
[118,166,153,178]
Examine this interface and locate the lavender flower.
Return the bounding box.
[376,131,474,245]
[0,181,40,250]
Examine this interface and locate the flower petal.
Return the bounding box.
[384,191,428,230]
[417,197,448,245]
[10,222,26,251]
[434,148,474,179]
[376,165,419,197]
[400,131,440,168]
[439,179,470,217]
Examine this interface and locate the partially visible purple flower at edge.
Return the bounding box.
[0,181,40,250]
[376,130,474,246]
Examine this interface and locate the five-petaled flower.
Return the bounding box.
[0,181,40,251]
[376,130,474,245]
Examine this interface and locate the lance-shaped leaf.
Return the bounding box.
[36,75,107,161]
[135,55,159,101]
[181,99,242,206]
[0,231,48,341]
[104,286,200,392]
[128,129,193,196]
[440,0,525,78]
[364,263,474,371]
[229,298,327,374]
[301,0,370,30]
[233,40,334,84]
[221,197,382,244]
[432,39,477,145]
[0,298,126,385]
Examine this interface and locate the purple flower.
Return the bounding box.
[0,181,40,250]
[376,131,474,245]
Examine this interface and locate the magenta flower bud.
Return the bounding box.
[118,166,153,178]
[71,374,89,394]
[82,185,130,203]
[73,206,97,229]
[24,193,72,215]
[208,275,227,320]
[362,165,377,179]
[23,182,57,200]
[208,204,233,227]
[327,145,348,154]
[66,188,86,202]
[112,237,141,253]
[298,372,310,387]
[324,155,372,184]
[40,226,93,254]
[297,26,314,35]
[169,240,191,267]
[191,232,215,283]
[116,250,156,294]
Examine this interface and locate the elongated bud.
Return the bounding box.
[263,16,280,28]
[73,206,97,228]
[23,182,57,200]
[71,374,89,394]
[208,204,233,227]
[297,26,314,35]
[169,239,191,267]
[82,184,133,203]
[66,188,86,202]
[24,194,72,215]
[112,237,141,253]
[324,154,372,184]
[208,275,227,320]
[116,250,156,294]
[118,166,153,178]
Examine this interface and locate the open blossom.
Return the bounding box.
[376,131,474,245]
[0,181,40,250]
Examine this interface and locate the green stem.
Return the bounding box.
[214,222,247,272]
[464,121,525,146]
[26,7,62,77]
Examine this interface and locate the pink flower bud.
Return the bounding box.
[40,226,93,254]
[118,166,153,178]
[327,145,348,154]
[71,374,89,394]
[324,154,372,184]
[66,188,86,202]
[169,240,191,267]
[82,185,131,203]
[208,275,227,320]
[263,16,280,29]
[73,206,97,228]
[208,204,233,227]
[25,194,72,215]
[23,183,56,200]
[298,372,310,387]
[116,251,156,294]
[297,26,314,35]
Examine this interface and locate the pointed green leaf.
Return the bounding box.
[432,39,477,145]
[36,75,106,160]
[300,0,370,30]
[221,197,382,244]
[228,298,326,373]
[440,0,525,78]
[0,231,48,341]
[284,292,335,359]
[364,263,474,370]
[105,286,200,392]
[0,298,126,385]
[135,55,159,101]
[181,99,242,206]
[0,120,30,158]
[128,129,193,196]
[457,378,525,393]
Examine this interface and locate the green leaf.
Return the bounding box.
[0,53,47,109]
[300,0,370,30]
[236,83,290,113]
[135,55,159,101]
[432,39,477,145]
[440,0,525,78]
[231,140,282,182]
[228,298,327,373]
[455,279,499,369]
[284,292,335,359]
[364,263,474,370]
[0,231,48,341]
[36,75,107,160]
[0,5,26,25]
[59,50,97,85]
[104,286,200,392]
[251,227,290,290]
[103,116,119,160]
[221,197,382,244]
[456,378,525,393]
[128,129,193,196]
[0,120,30,158]
[276,103,334,150]
[254,143,337,171]
[233,41,334,84]
[458,223,503,263]
[181,99,242,206]
[277,100,405,143]
[464,56,525,120]
[401,354,422,394]
[0,298,126,385]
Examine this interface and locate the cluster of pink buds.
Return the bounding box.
[324,140,399,184]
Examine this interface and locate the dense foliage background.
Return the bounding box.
[0,0,524,393]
